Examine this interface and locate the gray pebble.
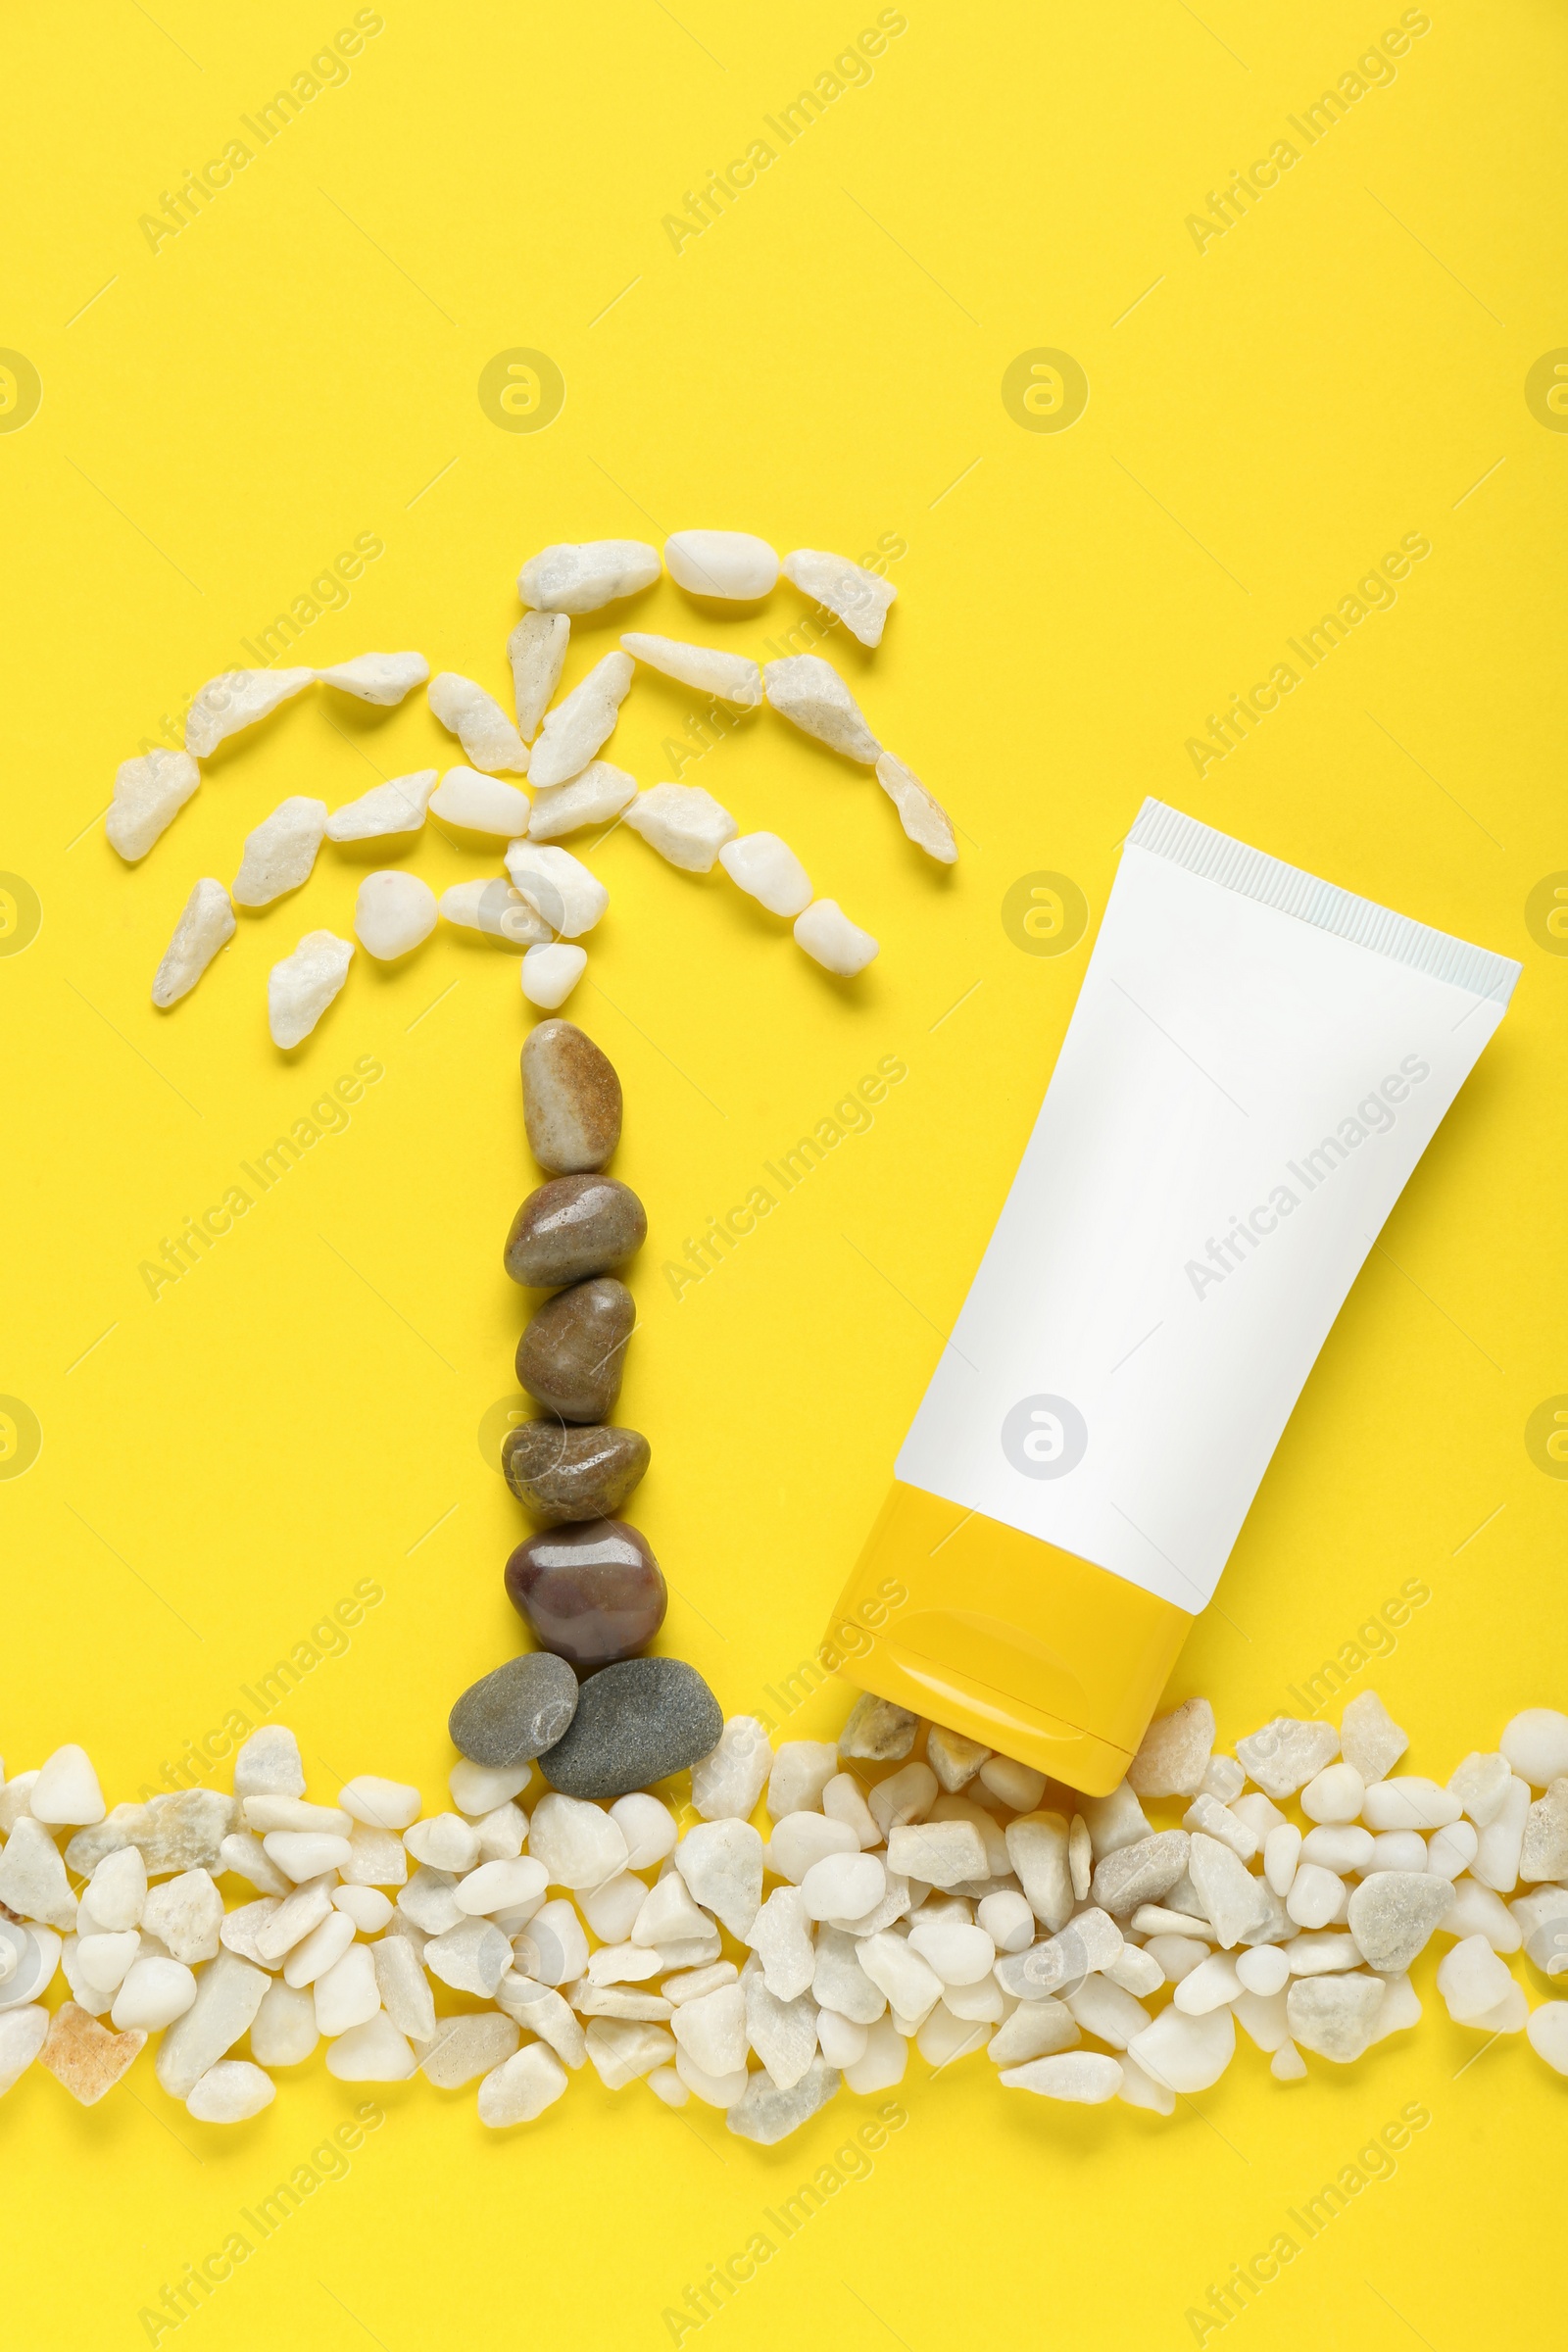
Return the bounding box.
[449,1652,579,1768]
[504,1174,647,1289]
[538,1657,722,1800]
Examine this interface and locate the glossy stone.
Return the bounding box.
[538,1658,723,1800]
[449,1653,580,1769]
[506,1520,666,1668]
[502,1421,650,1526]
[515,1278,634,1422]
[504,1175,646,1289]
[522,1021,622,1174]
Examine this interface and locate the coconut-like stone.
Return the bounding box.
[1286,1971,1386,2061]
[508,611,571,738]
[727,2053,840,2142]
[622,783,738,873]
[316,650,427,704]
[527,760,638,841]
[529,653,635,789]
[1128,1698,1215,1797]
[185,667,314,759]
[763,655,880,763]
[1235,1717,1341,1798]
[108,747,201,860]
[782,548,896,647]
[794,900,878,977]
[354,870,437,959]
[1340,1690,1409,1783]
[233,797,328,906]
[427,672,529,773]
[429,765,530,835]
[268,930,353,1049]
[518,541,661,616]
[540,1659,722,1804]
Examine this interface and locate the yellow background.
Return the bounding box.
[2,0,1564,2343]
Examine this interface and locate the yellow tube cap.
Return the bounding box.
[826,1483,1193,1798]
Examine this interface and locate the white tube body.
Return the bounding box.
[900,801,1519,1614]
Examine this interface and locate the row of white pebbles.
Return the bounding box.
[107,534,958,1045]
[1,1690,1565,2135]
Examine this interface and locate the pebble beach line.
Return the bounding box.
[0,1694,1564,2130]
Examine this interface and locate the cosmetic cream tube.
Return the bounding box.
[829,799,1520,1793]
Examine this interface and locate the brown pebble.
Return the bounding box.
[515,1278,635,1422]
[504,1174,646,1289]
[38,2002,146,2105]
[503,1421,651,1525]
[505,1518,666,1668]
[522,1020,622,1173]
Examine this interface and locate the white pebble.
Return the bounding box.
[1339,1690,1409,1782]
[822,1775,881,1851]
[1200,1755,1247,1804]
[664,529,778,600]
[1448,1750,1514,1826]
[1104,1943,1165,1998]
[1526,2000,1568,2075]
[916,2003,991,2068]
[906,1919,996,1985]
[440,877,549,945]
[1473,1777,1531,1892]
[1184,1792,1256,1861]
[1361,1777,1462,1832]
[242,1797,350,1834]
[528,760,637,841]
[782,548,896,648]
[505,840,608,937]
[647,2063,688,2107]
[455,1857,547,1918]
[766,1744,838,1821]
[1287,1864,1346,1930]
[1231,1791,1288,1838]
[1288,1932,1360,1976]
[152,879,235,1008]
[977,1890,1035,1953]
[1299,1825,1374,1873]
[609,1794,678,1872]
[793,899,878,977]
[1300,1762,1365,1823]
[86,1846,147,1932]
[1001,2050,1123,2103]
[326,771,438,842]
[620,632,762,706]
[874,753,957,864]
[763,655,880,763]
[529,652,635,788]
[74,1931,140,1993]
[110,1955,196,2031]
[268,930,353,1049]
[856,1931,942,2024]
[886,1819,987,1889]
[507,612,570,738]
[108,747,200,860]
[478,2041,567,2127]
[718,831,812,917]
[186,2059,275,2123]
[1232,1988,1291,2052]
[0,2005,48,2095]
[427,672,528,773]
[530,1795,629,1891]
[325,2014,417,2081]
[978,1755,1048,1812]
[449,1759,532,1814]
[429,765,531,836]
[1235,1944,1291,1996]
[316,652,428,705]
[1366,1830,1428,1874]
[518,540,661,615]
[623,783,737,873]
[632,1873,710,1948]
[1173,1953,1242,2015]
[1427,1820,1480,1881]
[1069,1816,1093,1900]
[1270,2041,1307,2082]
[338,1777,421,1831]
[185,666,313,759]
[816,2008,868,2067]
[804,1851,887,1926]
[673,2046,746,2107]
[282,1912,356,1987]
[1445,1878,1521,1948]
[1129,2003,1235,2092]
[233,796,328,906]
[1502,1709,1568,1788]
[248,1980,318,2066]
[843,2014,907,2094]
[670,1981,748,2075]
[1436,1934,1513,2022]
[30,1745,106,1827]
[262,1831,353,1882]
[332,1886,393,1934]
[234,1725,306,1798]
[521,943,588,1009]
[314,1944,380,2034]
[354,870,437,960]
[0,1819,74,1929]
[1144,1935,1210,1984]
[689,1717,772,1823]
[143,1870,222,1964]
[868,1765,938,1841]
[406,1814,480,1873]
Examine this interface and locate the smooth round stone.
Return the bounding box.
[504,1175,646,1289]
[449,1652,579,1769]
[522,1021,622,1174]
[538,1657,723,1800]
[505,1520,666,1668]
[502,1421,650,1526]
[515,1278,634,1423]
